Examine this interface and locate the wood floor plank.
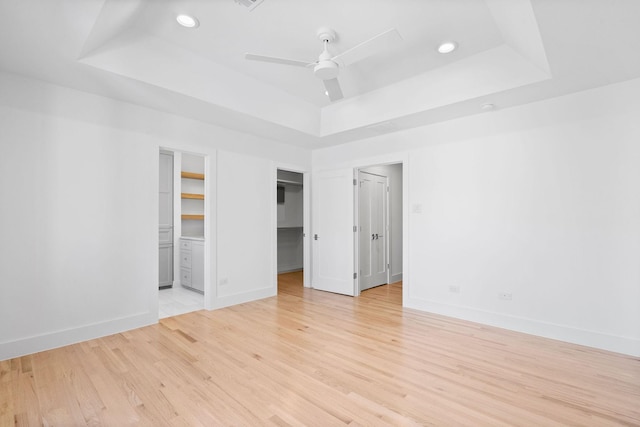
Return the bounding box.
[1,271,639,425]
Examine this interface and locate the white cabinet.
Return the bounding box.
[179,237,204,293]
[159,245,173,289]
[191,241,204,293]
[159,151,174,289]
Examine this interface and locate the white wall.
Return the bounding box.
[0,97,158,360]
[313,78,640,356]
[0,72,311,360]
[215,151,276,307]
[360,164,403,283]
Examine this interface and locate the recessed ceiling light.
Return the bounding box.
[481,103,496,111]
[324,91,329,96]
[437,41,458,54]
[176,14,199,28]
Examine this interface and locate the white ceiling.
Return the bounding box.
[1,0,640,148]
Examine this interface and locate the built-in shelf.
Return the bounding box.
[181,193,204,200]
[181,171,205,180]
[182,214,204,220]
[277,179,302,186]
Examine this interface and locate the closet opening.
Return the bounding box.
[356,162,403,304]
[158,149,207,318]
[276,169,305,294]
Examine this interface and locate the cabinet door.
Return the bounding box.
[159,245,173,288]
[191,242,205,292]
[159,152,174,288]
[159,153,174,228]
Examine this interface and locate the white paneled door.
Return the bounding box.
[312,169,356,296]
[359,171,388,291]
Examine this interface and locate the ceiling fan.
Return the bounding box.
[245,27,402,102]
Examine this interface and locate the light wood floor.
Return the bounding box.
[1,271,639,426]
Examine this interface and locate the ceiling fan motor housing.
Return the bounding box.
[314,30,339,80]
[314,61,339,80]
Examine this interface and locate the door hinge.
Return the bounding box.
[387,186,390,192]
[387,263,390,269]
[353,178,357,186]
[353,225,357,232]
[353,272,357,279]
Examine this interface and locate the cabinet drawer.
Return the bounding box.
[180,251,192,268]
[179,239,192,250]
[180,268,191,286]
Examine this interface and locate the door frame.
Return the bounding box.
[158,147,212,311]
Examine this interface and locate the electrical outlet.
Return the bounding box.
[448,285,460,293]
[219,278,229,286]
[499,292,512,301]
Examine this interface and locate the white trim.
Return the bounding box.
[0,312,157,361]
[404,297,640,357]
[212,287,276,310]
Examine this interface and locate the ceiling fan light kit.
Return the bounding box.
[245,27,403,102]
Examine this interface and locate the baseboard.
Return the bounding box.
[213,286,276,310]
[390,273,403,283]
[404,297,640,357]
[277,265,303,274]
[0,312,157,361]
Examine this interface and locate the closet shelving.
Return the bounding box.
[277,178,302,186]
[181,193,204,200]
[181,214,204,220]
[181,171,204,180]
[181,171,205,221]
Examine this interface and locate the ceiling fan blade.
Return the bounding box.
[245,53,312,68]
[323,78,343,102]
[332,28,402,67]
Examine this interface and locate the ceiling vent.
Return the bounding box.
[234,0,264,10]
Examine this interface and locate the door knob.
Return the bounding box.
[314,234,319,240]
[372,234,375,240]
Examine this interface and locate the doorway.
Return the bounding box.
[158,149,207,318]
[276,169,304,292]
[358,163,403,294]
[358,171,389,290]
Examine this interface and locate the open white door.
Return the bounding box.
[312,168,356,296]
